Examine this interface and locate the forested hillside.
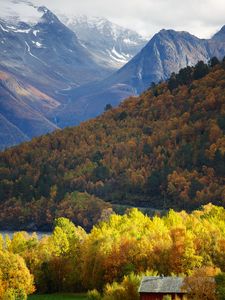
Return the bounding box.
[0,59,224,229]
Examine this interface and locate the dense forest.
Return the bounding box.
[1,205,225,299]
[0,59,224,229]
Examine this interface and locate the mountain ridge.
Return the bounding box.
[55,25,225,128]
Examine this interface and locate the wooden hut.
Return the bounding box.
[139,276,187,300]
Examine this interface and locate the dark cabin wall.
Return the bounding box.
[140,293,186,300]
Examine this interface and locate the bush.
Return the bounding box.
[102,273,141,300]
[215,273,225,300]
[87,289,102,300]
[102,282,126,300]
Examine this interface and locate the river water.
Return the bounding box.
[0,231,51,239]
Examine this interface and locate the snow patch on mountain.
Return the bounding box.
[33,29,39,36]
[123,38,138,45]
[11,28,31,33]
[0,23,9,32]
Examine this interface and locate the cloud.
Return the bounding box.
[3,0,225,38]
[1,0,42,23]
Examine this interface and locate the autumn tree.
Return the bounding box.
[182,266,219,300]
[0,251,35,299]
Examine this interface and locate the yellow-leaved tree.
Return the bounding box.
[0,250,35,299]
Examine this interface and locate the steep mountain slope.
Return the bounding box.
[60,15,147,70]
[108,26,225,93]
[0,70,59,149]
[0,61,224,230]
[56,27,225,127]
[0,6,114,149]
[208,25,225,59]
[0,113,29,149]
[0,7,109,94]
[108,30,210,92]
[0,3,148,149]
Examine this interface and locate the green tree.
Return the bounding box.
[92,165,110,182]
[104,104,113,111]
[193,61,209,80]
[209,57,220,68]
[215,273,225,300]
[147,170,162,196]
[168,73,179,91]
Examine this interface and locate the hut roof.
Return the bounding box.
[139,276,187,294]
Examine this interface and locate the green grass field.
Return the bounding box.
[28,294,87,300]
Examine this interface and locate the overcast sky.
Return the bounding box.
[3,0,225,39]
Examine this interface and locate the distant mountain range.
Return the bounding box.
[0,1,225,150]
[55,25,225,126]
[0,2,147,149]
[0,7,109,91]
[60,15,147,70]
[0,6,102,148]
[115,26,225,93]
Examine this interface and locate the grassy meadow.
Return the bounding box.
[28,294,87,300]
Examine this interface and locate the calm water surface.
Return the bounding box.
[0,231,51,239]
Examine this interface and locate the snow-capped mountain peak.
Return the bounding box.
[70,15,130,40]
[0,0,147,70]
[59,14,148,70]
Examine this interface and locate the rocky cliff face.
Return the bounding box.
[208,25,225,59]
[107,29,210,93]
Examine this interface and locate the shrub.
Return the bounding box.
[87,289,102,300]
[102,273,141,300]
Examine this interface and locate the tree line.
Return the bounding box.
[1,205,225,299]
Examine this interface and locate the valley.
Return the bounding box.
[0,1,225,299]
